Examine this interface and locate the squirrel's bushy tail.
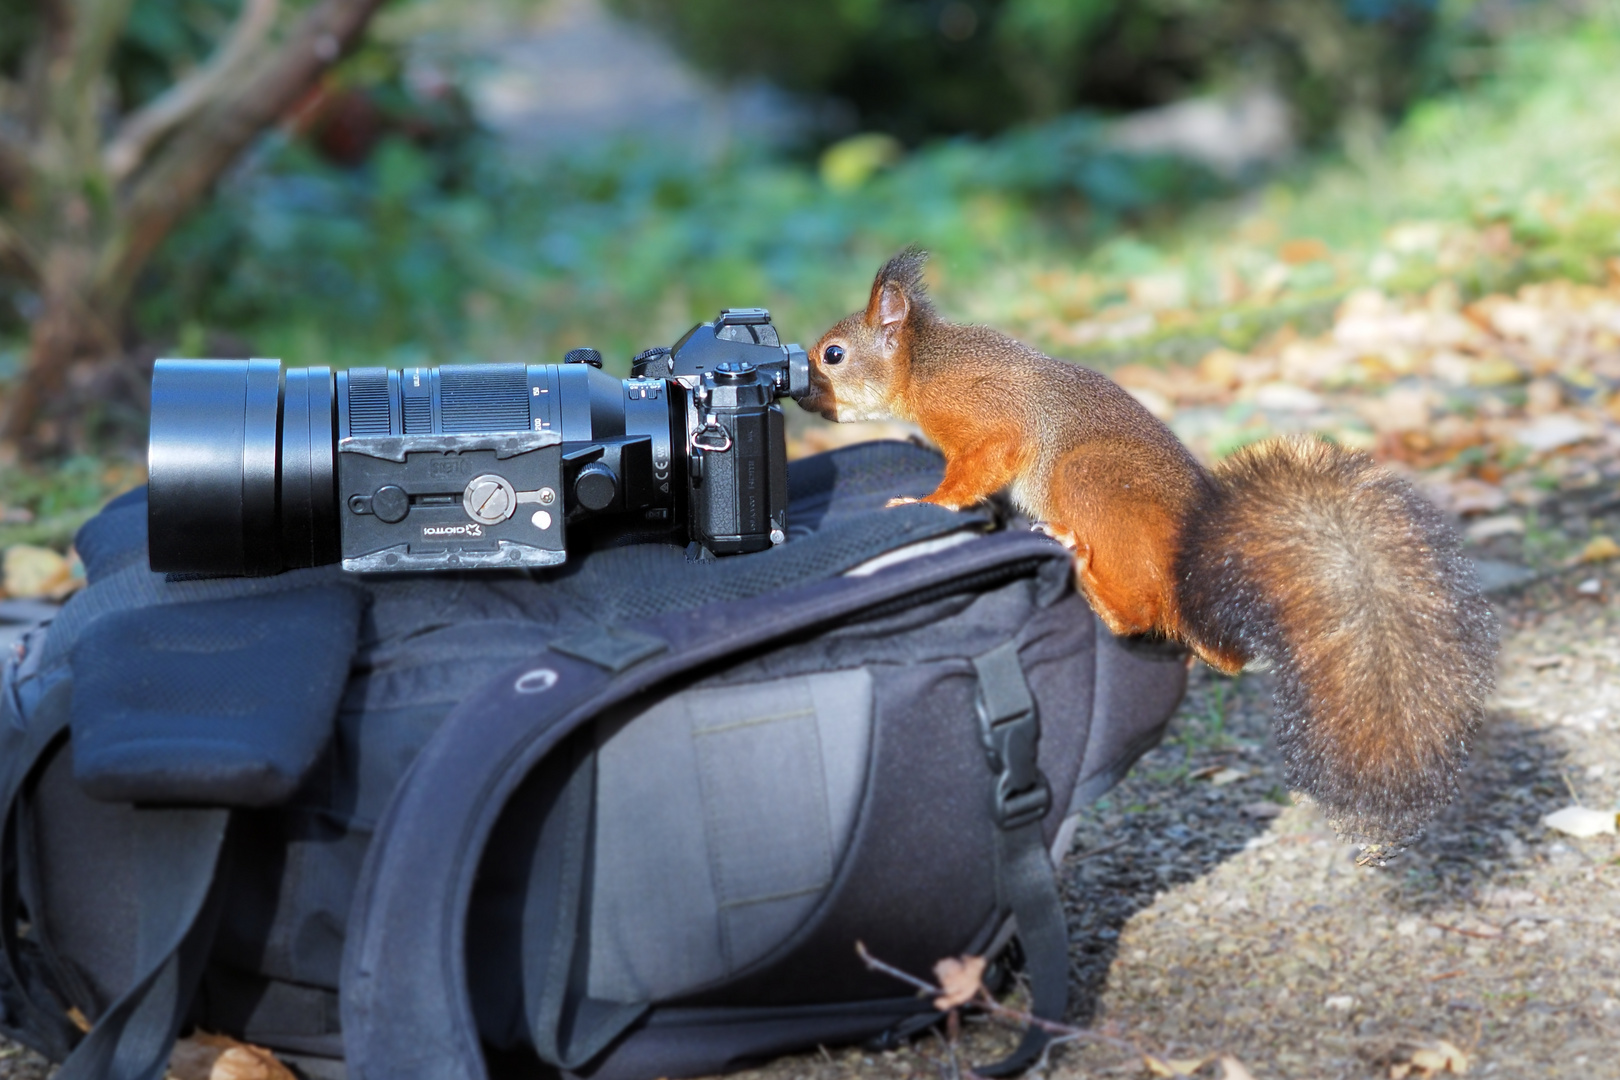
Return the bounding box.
[1175,435,1497,849]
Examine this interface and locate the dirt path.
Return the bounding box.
[728,560,1620,1080]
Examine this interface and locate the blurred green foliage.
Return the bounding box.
[132,3,1620,381]
[139,106,1221,373]
[605,0,1442,143]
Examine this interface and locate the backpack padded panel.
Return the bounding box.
[68,584,364,806]
[587,669,876,1003]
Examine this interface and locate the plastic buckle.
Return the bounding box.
[977,696,1051,831]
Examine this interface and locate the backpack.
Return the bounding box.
[0,440,1186,1080]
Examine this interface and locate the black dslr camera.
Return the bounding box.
[147,309,809,575]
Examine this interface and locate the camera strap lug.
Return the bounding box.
[691,417,733,454]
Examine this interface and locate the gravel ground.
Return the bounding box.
[2,549,1615,1080]
[723,553,1620,1080]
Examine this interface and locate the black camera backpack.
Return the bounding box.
[0,441,1186,1080]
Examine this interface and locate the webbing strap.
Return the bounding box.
[0,678,79,1059]
[977,823,1067,1077]
[971,643,1066,1078]
[523,737,647,1068]
[54,808,230,1080]
[2,656,232,1079]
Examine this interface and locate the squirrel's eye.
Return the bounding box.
[823,345,846,365]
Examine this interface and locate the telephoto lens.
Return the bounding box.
[146,310,809,575]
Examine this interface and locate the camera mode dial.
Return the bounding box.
[712,361,755,382]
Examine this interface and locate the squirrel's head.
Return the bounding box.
[801,247,934,422]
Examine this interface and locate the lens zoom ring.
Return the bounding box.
[439,365,530,433]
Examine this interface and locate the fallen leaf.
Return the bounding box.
[1439,477,1508,516]
[931,954,986,1011]
[1579,535,1620,562]
[1241,801,1286,819]
[1252,382,1324,412]
[1409,1044,1467,1073]
[1143,1054,1209,1077]
[2,545,71,599]
[167,1032,297,1080]
[1219,1056,1258,1080]
[1463,514,1525,542]
[1209,767,1248,786]
[1463,355,1525,387]
[1514,414,1596,453]
[1128,272,1189,311]
[1279,238,1332,265]
[1541,805,1617,837]
[1576,577,1603,596]
[1126,386,1176,421]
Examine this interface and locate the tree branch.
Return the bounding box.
[103,0,281,184]
[0,129,32,202]
[101,0,389,303]
[58,0,136,137]
[0,214,40,283]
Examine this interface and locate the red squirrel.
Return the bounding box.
[800,248,1497,853]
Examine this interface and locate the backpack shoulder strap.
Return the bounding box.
[341,531,1066,1080]
[2,642,232,1080]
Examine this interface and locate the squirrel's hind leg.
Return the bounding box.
[1044,445,1191,643]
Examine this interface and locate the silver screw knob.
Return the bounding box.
[463,474,518,524]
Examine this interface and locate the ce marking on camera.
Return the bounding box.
[462,473,558,531]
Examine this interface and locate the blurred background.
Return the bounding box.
[1,0,1619,597]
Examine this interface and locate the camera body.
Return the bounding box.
[147,309,808,576]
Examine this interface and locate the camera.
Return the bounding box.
[147,309,809,575]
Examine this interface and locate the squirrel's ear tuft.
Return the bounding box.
[864,246,933,327]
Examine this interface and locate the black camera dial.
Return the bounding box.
[822,345,845,365]
[712,361,756,382]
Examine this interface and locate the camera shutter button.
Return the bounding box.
[372,485,410,524]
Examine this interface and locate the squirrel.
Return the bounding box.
[800,248,1498,855]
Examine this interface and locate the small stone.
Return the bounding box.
[1324,994,1356,1011]
[1576,577,1604,596]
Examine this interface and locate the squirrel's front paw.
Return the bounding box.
[885,496,923,508]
